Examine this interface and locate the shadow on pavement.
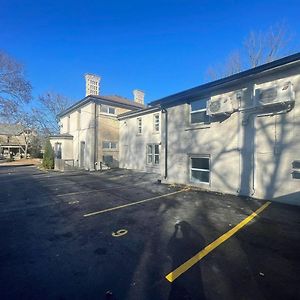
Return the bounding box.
[167,221,206,300]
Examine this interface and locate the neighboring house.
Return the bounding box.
[0,124,32,159]
[50,74,145,170]
[146,53,300,206]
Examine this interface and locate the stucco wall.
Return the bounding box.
[49,138,73,160]
[161,66,300,205]
[119,110,161,173]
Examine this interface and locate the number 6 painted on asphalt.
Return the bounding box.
[112,229,128,237]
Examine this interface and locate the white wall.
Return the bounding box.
[119,111,161,173]
[161,66,300,205]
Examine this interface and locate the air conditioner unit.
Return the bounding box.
[207,96,234,116]
[255,82,295,107]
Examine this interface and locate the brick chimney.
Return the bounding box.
[133,89,145,105]
[85,74,101,96]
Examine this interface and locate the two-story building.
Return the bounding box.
[146,53,300,206]
[0,124,32,159]
[50,74,145,170]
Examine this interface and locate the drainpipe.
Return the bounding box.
[94,102,97,170]
[162,108,168,179]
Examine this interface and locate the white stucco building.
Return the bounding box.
[118,53,300,205]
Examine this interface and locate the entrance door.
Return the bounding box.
[80,141,85,168]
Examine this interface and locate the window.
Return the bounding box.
[103,155,113,166]
[153,113,160,132]
[190,100,210,124]
[54,143,62,159]
[102,141,117,149]
[190,156,210,184]
[147,144,159,165]
[100,105,116,115]
[137,117,142,134]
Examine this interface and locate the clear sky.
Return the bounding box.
[1,0,300,104]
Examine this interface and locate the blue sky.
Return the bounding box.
[1,0,300,104]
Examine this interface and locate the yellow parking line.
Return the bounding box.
[56,182,146,197]
[165,201,271,283]
[84,188,189,217]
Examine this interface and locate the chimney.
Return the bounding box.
[85,73,101,96]
[133,89,145,105]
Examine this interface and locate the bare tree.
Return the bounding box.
[31,92,72,135]
[206,22,292,80]
[0,50,31,120]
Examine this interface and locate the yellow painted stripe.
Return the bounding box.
[84,188,189,217]
[165,201,271,283]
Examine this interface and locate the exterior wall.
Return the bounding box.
[50,138,73,160]
[59,102,136,170]
[96,106,131,168]
[162,66,300,205]
[119,111,161,173]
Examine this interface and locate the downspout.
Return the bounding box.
[162,108,168,179]
[94,102,97,170]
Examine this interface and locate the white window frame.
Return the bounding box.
[190,99,210,124]
[102,141,117,149]
[100,105,116,115]
[146,144,160,165]
[153,113,160,133]
[190,156,210,184]
[137,117,142,135]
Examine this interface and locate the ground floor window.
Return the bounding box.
[190,156,210,184]
[54,143,62,159]
[146,144,159,165]
[103,155,113,166]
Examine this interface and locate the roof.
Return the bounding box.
[58,94,145,118]
[118,106,161,120]
[49,133,73,139]
[0,124,24,135]
[150,52,300,107]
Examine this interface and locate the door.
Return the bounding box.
[80,141,85,168]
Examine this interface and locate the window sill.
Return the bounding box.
[185,124,211,131]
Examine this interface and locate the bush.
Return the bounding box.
[43,139,54,169]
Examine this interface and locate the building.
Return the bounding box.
[0,124,32,159]
[50,74,145,170]
[145,53,300,206]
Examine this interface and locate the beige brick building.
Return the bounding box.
[50,75,145,170]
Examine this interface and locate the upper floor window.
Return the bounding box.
[102,141,117,149]
[153,113,160,132]
[190,100,210,124]
[137,117,142,134]
[100,105,116,115]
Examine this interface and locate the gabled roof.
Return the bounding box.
[58,94,145,118]
[0,124,24,135]
[150,52,300,107]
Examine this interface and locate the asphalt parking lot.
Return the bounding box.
[0,165,299,300]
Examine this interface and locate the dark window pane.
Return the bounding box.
[111,142,117,149]
[103,155,113,164]
[191,158,209,170]
[109,107,115,114]
[191,111,210,124]
[102,141,110,148]
[154,154,159,164]
[292,161,300,169]
[100,105,108,113]
[154,145,159,154]
[191,100,207,111]
[292,171,300,179]
[191,170,209,183]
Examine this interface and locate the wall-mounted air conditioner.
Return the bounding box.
[255,82,295,107]
[207,96,234,116]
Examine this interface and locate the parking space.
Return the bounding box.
[0,166,299,300]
